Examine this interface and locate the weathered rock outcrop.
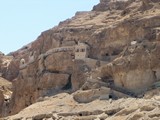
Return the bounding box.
[8,51,90,115]
[0,77,12,117]
[93,0,133,11]
[73,87,110,103]
[1,0,160,119]
[4,93,160,120]
[0,53,14,80]
[99,41,160,94]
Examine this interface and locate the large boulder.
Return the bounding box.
[44,52,73,72]
[38,72,70,91]
[73,87,110,103]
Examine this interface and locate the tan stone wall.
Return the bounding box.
[75,43,89,59]
[75,51,88,59]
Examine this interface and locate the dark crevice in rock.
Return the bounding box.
[105,108,122,116]
[62,74,72,90]
[45,70,60,74]
[101,76,114,84]
[44,69,70,75]
[153,70,157,81]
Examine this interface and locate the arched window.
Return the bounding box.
[81,49,85,52]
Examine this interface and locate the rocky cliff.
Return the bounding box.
[1,0,160,119]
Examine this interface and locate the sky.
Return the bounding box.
[0,0,99,54]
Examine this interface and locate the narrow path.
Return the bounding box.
[88,78,137,97]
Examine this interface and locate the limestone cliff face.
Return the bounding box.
[1,0,160,118]
[0,53,12,117]
[93,0,133,11]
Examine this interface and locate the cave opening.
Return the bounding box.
[109,94,113,99]
[106,53,109,56]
